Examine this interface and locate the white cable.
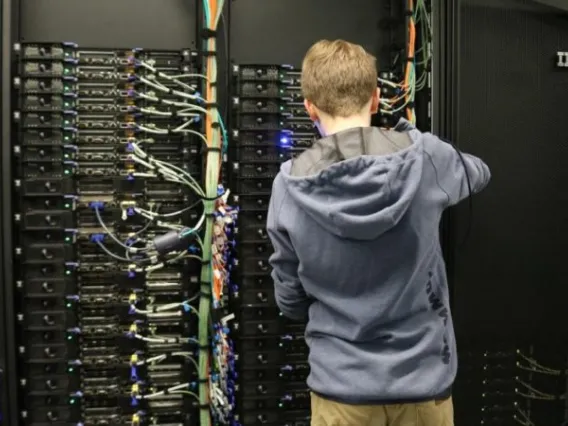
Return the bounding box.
[139,76,203,102]
[136,91,196,108]
[136,382,191,399]
[139,107,200,118]
[135,351,196,366]
[169,73,209,81]
[131,300,199,315]
[136,60,206,92]
[128,154,155,170]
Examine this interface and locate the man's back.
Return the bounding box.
[267,122,490,403]
[266,39,491,426]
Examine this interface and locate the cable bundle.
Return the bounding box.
[197,0,239,425]
[379,0,431,125]
[85,20,236,422]
[513,350,564,426]
[210,192,238,423]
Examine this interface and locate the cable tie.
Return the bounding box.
[201,259,211,265]
[204,102,219,108]
[201,50,217,57]
[200,288,212,298]
[406,102,415,108]
[201,28,217,38]
[201,194,222,201]
[163,388,170,395]
[199,344,209,350]
[198,403,210,409]
[152,306,158,313]
[404,9,414,16]
[208,80,217,87]
[198,377,209,383]
[211,122,221,129]
[201,146,222,154]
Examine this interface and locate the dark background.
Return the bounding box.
[454,0,568,340]
[20,0,198,49]
[3,0,568,424]
[438,0,568,424]
[18,0,403,67]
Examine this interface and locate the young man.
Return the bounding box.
[266,39,491,426]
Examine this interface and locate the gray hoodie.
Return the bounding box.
[266,120,490,403]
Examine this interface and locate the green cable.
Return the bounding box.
[197,1,225,425]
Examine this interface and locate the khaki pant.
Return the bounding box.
[311,393,454,426]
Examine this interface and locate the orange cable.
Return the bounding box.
[405,0,416,121]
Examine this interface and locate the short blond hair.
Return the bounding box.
[301,39,377,117]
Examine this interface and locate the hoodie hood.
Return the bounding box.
[280,122,424,240]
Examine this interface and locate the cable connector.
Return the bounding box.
[89,233,105,243]
[130,353,139,365]
[152,228,197,256]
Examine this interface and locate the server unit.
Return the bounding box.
[12,42,204,426]
[0,0,433,424]
[229,64,317,426]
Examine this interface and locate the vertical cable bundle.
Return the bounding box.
[378,0,431,126]
[198,1,228,424]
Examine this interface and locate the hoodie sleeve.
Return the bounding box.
[266,175,310,321]
[426,135,491,206]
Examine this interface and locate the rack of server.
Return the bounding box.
[12,43,204,426]
[0,2,436,425]
[229,64,317,426]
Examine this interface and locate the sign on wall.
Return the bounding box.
[557,51,568,68]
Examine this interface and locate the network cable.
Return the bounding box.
[379,0,431,125]
[516,350,563,376]
[81,8,234,420]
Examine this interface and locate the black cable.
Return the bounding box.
[442,138,473,249]
[125,218,157,262]
[454,149,473,248]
